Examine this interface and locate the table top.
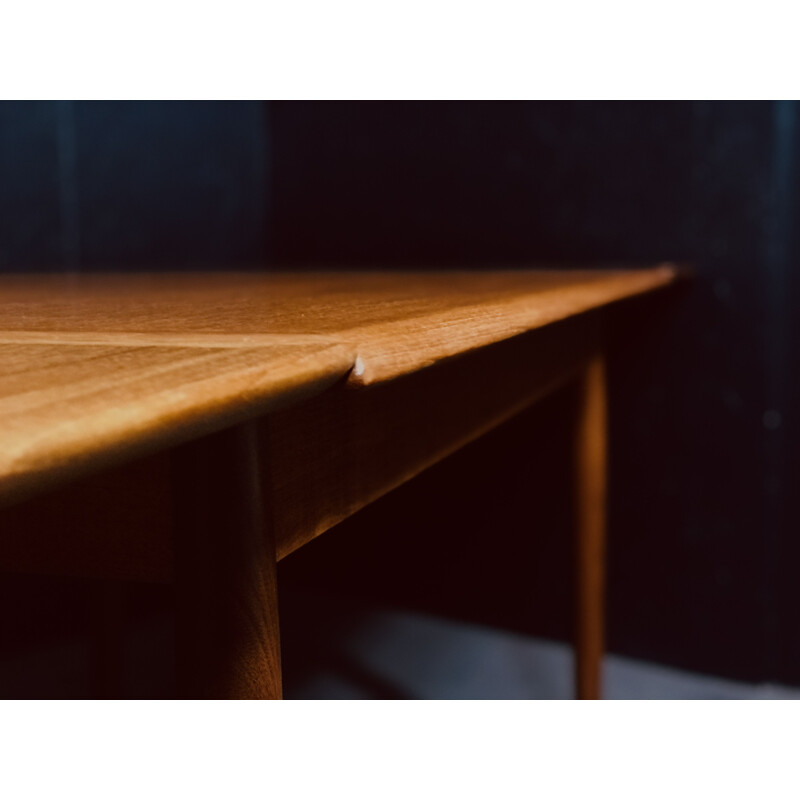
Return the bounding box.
[0,266,678,502]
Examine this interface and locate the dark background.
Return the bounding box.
[1,100,798,692]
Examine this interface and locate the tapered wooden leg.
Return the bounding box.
[171,421,281,699]
[574,354,607,700]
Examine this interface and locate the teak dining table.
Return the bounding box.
[0,267,679,699]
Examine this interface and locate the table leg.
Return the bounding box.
[574,354,607,700]
[171,421,281,699]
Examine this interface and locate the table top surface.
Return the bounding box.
[0,266,678,502]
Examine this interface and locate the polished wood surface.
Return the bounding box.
[0,267,677,504]
[0,265,677,384]
[0,315,596,580]
[0,268,679,699]
[0,339,352,505]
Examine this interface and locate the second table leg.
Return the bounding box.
[574,354,607,700]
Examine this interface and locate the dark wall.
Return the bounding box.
[1,100,797,688]
[0,100,268,270]
[269,101,800,685]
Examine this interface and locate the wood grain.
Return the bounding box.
[574,355,607,700]
[0,266,679,384]
[0,269,678,701]
[0,339,352,504]
[0,267,678,506]
[0,314,599,580]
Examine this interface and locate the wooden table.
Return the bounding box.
[0,267,679,699]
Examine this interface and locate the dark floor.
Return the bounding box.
[282,590,800,700]
[2,576,798,699]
